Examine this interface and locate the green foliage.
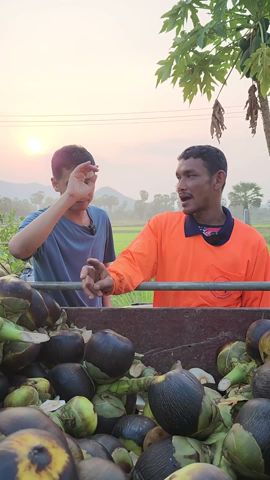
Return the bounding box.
[0,212,26,275]
[241,43,270,95]
[156,0,270,103]
[228,182,264,209]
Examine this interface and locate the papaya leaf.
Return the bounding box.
[256,44,270,96]
[212,0,229,21]
[189,4,201,27]
[197,29,206,48]
[201,72,217,101]
[160,2,190,34]
[241,0,261,16]
[242,44,270,96]
[212,22,227,37]
[155,59,173,85]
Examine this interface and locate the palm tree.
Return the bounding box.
[228,182,263,223]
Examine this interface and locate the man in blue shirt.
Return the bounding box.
[9,145,115,307]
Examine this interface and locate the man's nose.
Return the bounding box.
[177,177,187,191]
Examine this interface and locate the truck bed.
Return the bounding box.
[66,307,270,377]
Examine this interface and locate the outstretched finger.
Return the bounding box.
[86,258,107,275]
[81,277,93,298]
[80,265,95,280]
[80,265,97,299]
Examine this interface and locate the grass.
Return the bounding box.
[111,222,270,306]
[112,225,153,307]
[253,224,270,247]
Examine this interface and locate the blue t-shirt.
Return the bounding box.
[19,206,115,307]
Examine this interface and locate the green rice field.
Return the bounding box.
[111,225,152,306]
[111,223,270,307]
[254,224,270,246]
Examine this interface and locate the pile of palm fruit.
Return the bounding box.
[1,275,270,479]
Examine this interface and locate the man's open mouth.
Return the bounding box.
[180,195,193,202]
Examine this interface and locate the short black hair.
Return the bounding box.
[51,145,95,179]
[178,145,227,176]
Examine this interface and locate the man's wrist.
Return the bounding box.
[60,191,78,208]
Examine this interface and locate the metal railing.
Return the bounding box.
[29,281,270,291]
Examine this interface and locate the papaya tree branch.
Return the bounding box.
[216,51,241,100]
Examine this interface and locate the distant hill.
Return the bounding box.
[0,180,57,200]
[94,186,135,210]
[0,180,136,209]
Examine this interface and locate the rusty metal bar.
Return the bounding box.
[29,281,270,291]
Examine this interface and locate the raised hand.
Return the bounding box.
[80,258,114,299]
[66,162,99,202]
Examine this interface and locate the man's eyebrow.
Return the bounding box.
[176,169,197,176]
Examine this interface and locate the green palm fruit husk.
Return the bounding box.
[128,359,157,379]
[50,396,98,438]
[17,288,49,331]
[0,275,32,322]
[164,462,234,479]
[93,393,126,419]
[92,393,126,434]
[83,361,113,384]
[143,401,156,421]
[204,386,222,403]
[48,412,65,431]
[219,456,238,480]
[0,317,49,344]
[217,341,257,392]
[259,330,270,363]
[202,421,237,478]
[128,360,158,404]
[216,385,252,431]
[173,435,212,465]
[223,423,268,479]
[2,340,41,372]
[204,430,229,466]
[226,383,252,400]
[110,447,133,472]
[3,385,40,407]
[22,377,53,402]
[192,388,224,441]
[93,393,126,416]
[142,366,157,377]
[133,435,212,480]
[0,298,30,323]
[225,384,252,417]
[96,375,154,396]
[223,398,270,479]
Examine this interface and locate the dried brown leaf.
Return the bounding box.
[244,84,260,136]
[210,99,226,142]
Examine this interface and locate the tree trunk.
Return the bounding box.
[243,208,250,224]
[257,81,270,156]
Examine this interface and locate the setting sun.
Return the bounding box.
[27,137,44,154]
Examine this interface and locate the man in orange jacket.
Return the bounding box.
[80,145,270,307]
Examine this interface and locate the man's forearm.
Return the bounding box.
[9,193,75,259]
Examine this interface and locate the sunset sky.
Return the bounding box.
[1,0,269,202]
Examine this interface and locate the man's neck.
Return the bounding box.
[64,209,90,226]
[192,206,226,226]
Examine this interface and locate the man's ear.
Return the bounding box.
[214,170,227,191]
[51,177,59,192]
